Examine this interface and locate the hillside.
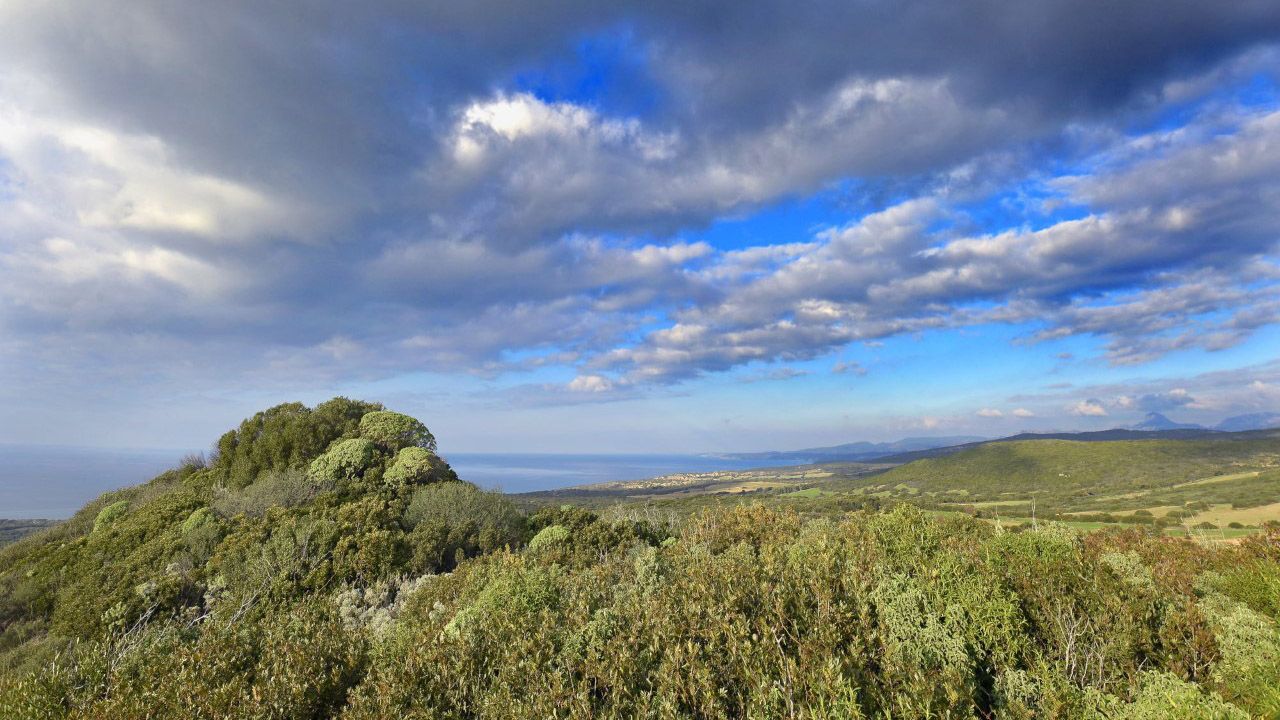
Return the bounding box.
[868,427,1234,464]
[2,399,1279,718]
[857,432,1280,520]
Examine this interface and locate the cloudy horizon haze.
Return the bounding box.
[2,1,1279,453]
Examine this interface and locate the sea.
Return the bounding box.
[0,445,796,519]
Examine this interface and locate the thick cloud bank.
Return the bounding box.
[1,1,1278,445]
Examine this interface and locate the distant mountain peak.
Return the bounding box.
[718,435,986,463]
[1132,412,1204,431]
[1215,412,1280,432]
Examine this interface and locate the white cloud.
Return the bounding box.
[0,84,302,241]
[0,0,1278,446]
[1069,399,1109,417]
[1012,408,1035,418]
[832,361,868,376]
[567,374,616,393]
[976,408,1004,418]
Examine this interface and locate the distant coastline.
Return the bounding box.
[0,445,800,518]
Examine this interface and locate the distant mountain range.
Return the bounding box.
[715,436,986,464]
[721,411,1280,466]
[1131,411,1280,432]
[1213,412,1280,432]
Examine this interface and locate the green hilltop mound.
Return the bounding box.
[857,433,1280,519]
[2,399,1279,718]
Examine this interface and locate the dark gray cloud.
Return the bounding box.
[1,0,1279,431]
[1120,389,1197,413]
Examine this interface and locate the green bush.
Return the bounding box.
[213,398,381,489]
[527,524,570,553]
[93,501,129,532]
[402,483,524,572]
[384,447,441,487]
[180,507,213,534]
[1197,593,1280,715]
[1091,671,1247,719]
[358,411,436,452]
[308,438,376,484]
[212,468,334,518]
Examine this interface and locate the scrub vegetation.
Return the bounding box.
[2,399,1278,718]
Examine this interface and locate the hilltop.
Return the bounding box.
[1,399,1278,718]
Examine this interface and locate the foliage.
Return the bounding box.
[212,468,334,518]
[93,501,129,533]
[358,411,436,453]
[402,482,525,573]
[308,438,376,485]
[3,399,1279,718]
[212,397,382,489]
[526,524,571,553]
[383,447,447,487]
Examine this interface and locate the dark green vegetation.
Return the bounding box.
[2,400,1279,718]
[0,522,58,548]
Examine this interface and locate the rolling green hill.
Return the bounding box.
[2,400,1279,718]
[853,433,1280,521]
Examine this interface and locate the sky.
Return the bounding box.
[1,1,1279,453]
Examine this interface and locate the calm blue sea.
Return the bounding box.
[445,453,796,494]
[0,445,795,519]
[0,444,188,519]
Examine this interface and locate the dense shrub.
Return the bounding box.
[212,468,334,518]
[93,501,129,532]
[212,397,381,489]
[308,438,376,484]
[383,447,444,487]
[402,482,525,572]
[358,411,436,452]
